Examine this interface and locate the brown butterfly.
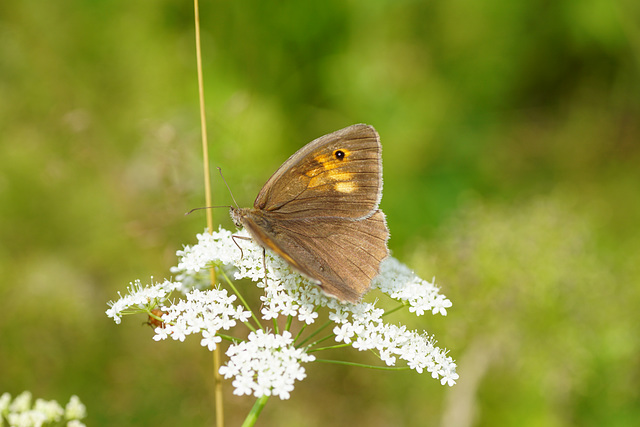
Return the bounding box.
[230,124,389,303]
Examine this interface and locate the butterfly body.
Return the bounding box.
[230,124,389,303]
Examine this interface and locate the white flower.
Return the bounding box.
[9,391,32,413]
[111,226,458,391]
[172,228,458,385]
[152,324,170,341]
[8,411,46,427]
[329,309,348,324]
[373,258,452,316]
[1,392,87,426]
[33,398,64,422]
[64,395,87,420]
[298,304,319,324]
[175,228,240,272]
[219,330,315,399]
[201,329,223,351]
[333,324,355,344]
[0,392,11,412]
[440,365,460,386]
[326,299,458,384]
[106,279,180,324]
[150,288,251,350]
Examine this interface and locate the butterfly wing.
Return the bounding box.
[240,209,389,303]
[254,124,382,220]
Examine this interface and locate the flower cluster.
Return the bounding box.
[151,288,252,350]
[330,302,459,385]
[107,227,458,399]
[0,391,86,427]
[373,257,453,316]
[219,330,315,400]
[106,279,181,325]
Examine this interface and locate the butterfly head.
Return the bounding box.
[229,207,245,228]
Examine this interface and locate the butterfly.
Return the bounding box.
[230,124,389,303]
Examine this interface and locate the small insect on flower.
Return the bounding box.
[147,308,167,329]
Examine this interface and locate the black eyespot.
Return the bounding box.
[334,150,345,160]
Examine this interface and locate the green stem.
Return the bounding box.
[293,321,310,343]
[382,302,406,317]
[146,311,164,324]
[216,333,243,343]
[308,343,350,353]
[314,359,410,371]
[306,333,335,350]
[296,320,332,348]
[241,395,270,427]
[219,267,262,332]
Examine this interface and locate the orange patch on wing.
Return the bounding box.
[305,149,352,178]
[327,171,353,181]
[306,149,353,188]
[308,170,354,188]
[334,181,358,193]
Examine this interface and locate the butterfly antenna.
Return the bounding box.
[218,167,240,209]
[185,205,232,216]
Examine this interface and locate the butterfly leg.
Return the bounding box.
[231,234,252,259]
[262,247,268,287]
[231,235,269,288]
[258,247,268,313]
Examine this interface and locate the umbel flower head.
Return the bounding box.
[0,391,87,427]
[106,227,458,399]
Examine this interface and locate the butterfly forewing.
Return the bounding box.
[254,124,382,220]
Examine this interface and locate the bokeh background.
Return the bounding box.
[2,1,639,426]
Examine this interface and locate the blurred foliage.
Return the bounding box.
[412,194,640,427]
[1,0,639,426]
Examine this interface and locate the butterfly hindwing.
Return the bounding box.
[240,209,389,303]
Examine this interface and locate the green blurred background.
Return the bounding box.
[1,0,639,426]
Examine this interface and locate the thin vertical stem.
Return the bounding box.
[193,0,223,426]
[241,395,270,427]
[193,4,212,217]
